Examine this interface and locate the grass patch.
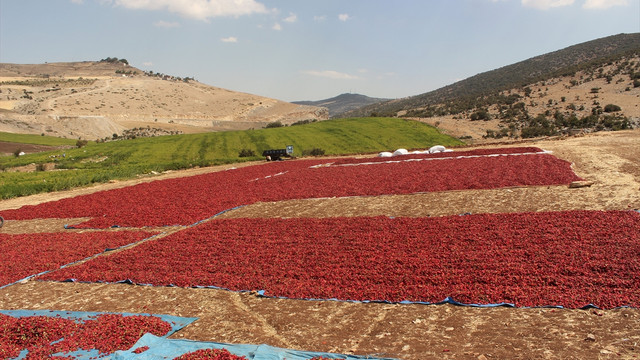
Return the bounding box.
[0,132,78,146]
[0,117,464,199]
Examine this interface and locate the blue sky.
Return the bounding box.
[1,0,639,102]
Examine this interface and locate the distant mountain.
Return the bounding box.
[345,33,640,118]
[293,93,390,118]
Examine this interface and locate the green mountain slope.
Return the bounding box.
[346,33,640,117]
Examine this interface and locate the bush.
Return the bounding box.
[76,139,89,148]
[291,119,317,126]
[302,148,325,156]
[238,148,256,157]
[603,104,621,113]
[470,109,491,121]
[265,121,284,128]
[520,126,555,138]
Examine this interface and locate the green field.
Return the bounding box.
[0,118,464,199]
[0,132,78,146]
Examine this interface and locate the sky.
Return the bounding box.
[1,0,639,102]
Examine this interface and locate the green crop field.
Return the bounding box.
[0,132,78,146]
[0,118,464,199]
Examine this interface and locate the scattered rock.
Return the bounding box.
[585,334,596,342]
[569,180,594,188]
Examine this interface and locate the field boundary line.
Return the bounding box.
[311,150,553,168]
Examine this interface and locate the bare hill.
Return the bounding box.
[0,61,328,139]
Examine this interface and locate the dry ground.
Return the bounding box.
[1,130,640,359]
[0,141,68,156]
[408,56,640,142]
[0,62,328,139]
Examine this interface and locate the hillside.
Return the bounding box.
[292,93,390,118]
[0,117,462,199]
[345,33,640,140]
[0,60,328,140]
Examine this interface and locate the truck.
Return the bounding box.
[262,145,294,161]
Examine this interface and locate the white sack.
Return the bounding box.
[393,148,409,156]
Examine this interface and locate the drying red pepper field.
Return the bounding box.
[39,211,640,309]
[1,133,640,360]
[0,147,581,228]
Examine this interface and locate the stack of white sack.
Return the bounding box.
[378,145,452,157]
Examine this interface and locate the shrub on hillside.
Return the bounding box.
[470,109,491,121]
[604,104,621,113]
[291,119,317,126]
[302,148,325,156]
[265,121,284,128]
[238,149,256,158]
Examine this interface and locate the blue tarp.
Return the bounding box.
[2,310,394,360]
[112,334,397,360]
[0,309,197,360]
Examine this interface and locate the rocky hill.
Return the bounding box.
[292,93,389,118]
[344,33,640,141]
[0,60,328,140]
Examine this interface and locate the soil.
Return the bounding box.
[0,62,328,140]
[0,141,67,156]
[1,130,640,359]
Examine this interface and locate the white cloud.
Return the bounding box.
[313,15,326,22]
[154,20,180,28]
[283,12,297,23]
[70,0,84,4]
[338,13,351,21]
[143,61,154,66]
[521,0,574,9]
[108,0,269,21]
[272,22,282,30]
[302,70,359,80]
[583,0,629,9]
[221,36,238,43]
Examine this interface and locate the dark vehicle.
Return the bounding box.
[262,149,290,161]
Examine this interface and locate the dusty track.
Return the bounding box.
[1,130,640,359]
